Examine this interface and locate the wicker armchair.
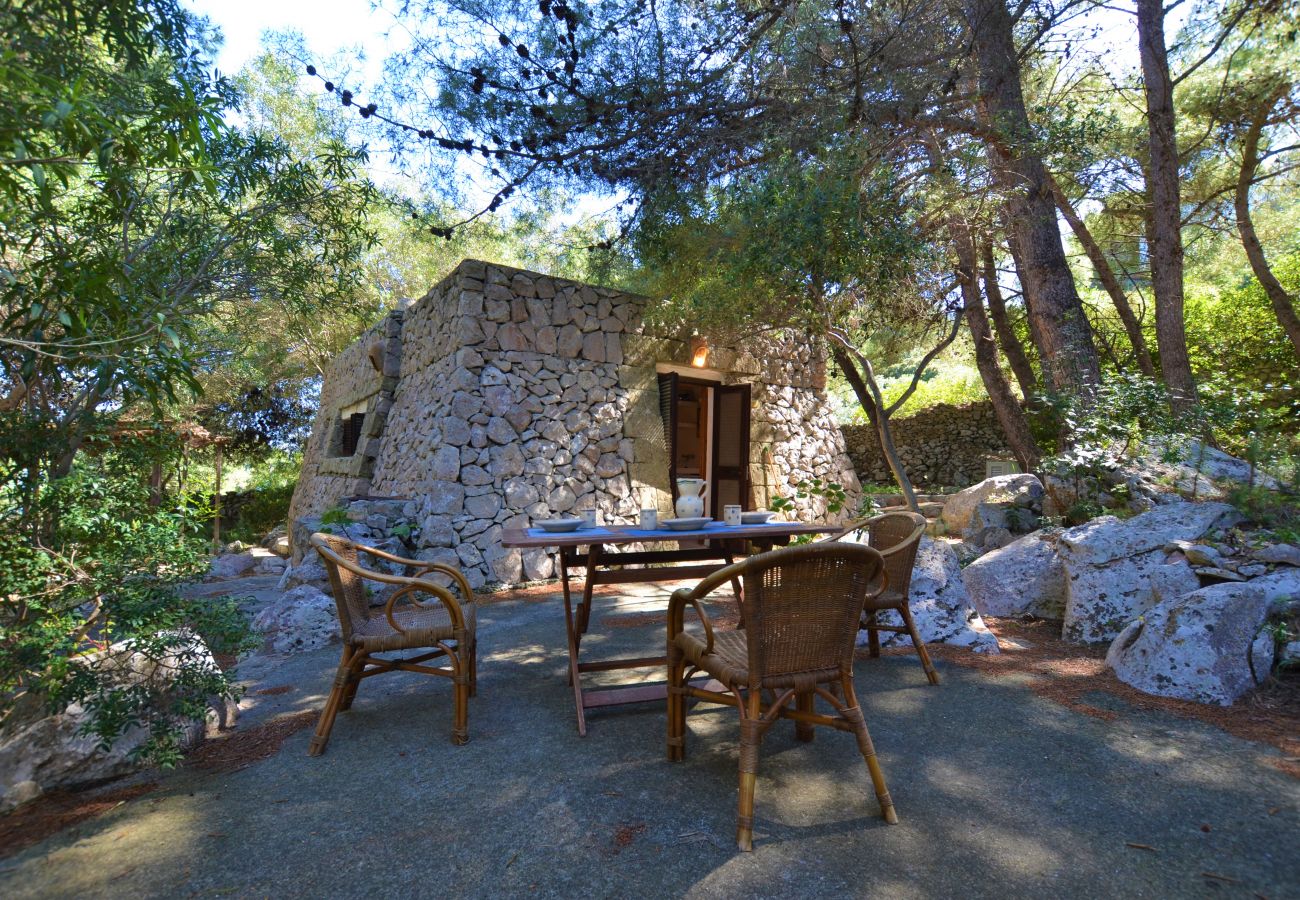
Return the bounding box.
[830,511,936,685]
[667,543,898,851]
[307,533,477,755]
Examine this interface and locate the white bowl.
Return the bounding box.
[740,510,777,524]
[536,518,585,533]
[661,517,714,532]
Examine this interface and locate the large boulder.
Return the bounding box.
[0,631,222,812]
[252,585,341,653]
[207,551,258,580]
[1106,569,1299,705]
[848,536,1000,653]
[277,555,330,593]
[0,705,147,813]
[1059,501,1237,643]
[941,474,1043,542]
[962,529,1067,619]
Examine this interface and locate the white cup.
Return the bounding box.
[639,508,658,530]
[580,509,597,529]
[723,505,742,526]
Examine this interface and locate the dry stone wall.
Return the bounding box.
[841,401,1014,488]
[290,259,858,588]
[287,311,402,537]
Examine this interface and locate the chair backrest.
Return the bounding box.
[310,532,373,642]
[740,543,886,689]
[867,512,926,600]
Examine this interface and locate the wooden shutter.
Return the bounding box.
[341,412,366,456]
[657,372,678,499]
[710,384,751,517]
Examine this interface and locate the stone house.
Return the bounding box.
[288,259,859,588]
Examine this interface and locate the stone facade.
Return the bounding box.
[289,259,859,587]
[841,401,1015,488]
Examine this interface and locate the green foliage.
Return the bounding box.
[1184,253,1300,471]
[1227,485,1300,544]
[319,507,350,526]
[1040,373,1239,484]
[632,151,928,341]
[217,483,297,547]
[770,477,850,518]
[0,427,255,765]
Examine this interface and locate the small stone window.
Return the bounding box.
[330,400,369,458]
[340,412,366,457]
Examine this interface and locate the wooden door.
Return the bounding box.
[710,383,751,517]
[657,372,678,500]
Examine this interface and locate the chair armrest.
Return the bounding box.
[353,544,475,603]
[667,555,752,653]
[382,579,468,634]
[412,562,475,604]
[314,540,470,630]
[667,587,718,655]
[863,569,890,605]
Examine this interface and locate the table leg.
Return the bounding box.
[560,577,588,736]
[576,544,601,637]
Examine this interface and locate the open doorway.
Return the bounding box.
[658,371,752,518]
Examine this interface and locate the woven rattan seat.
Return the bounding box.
[307,533,478,753]
[350,602,479,652]
[827,511,937,685]
[674,628,750,685]
[667,542,899,851]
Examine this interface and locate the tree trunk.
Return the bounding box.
[980,241,1038,398]
[1136,0,1198,413]
[1045,172,1157,376]
[1004,227,1049,361]
[1235,91,1300,359]
[953,227,1042,473]
[830,344,921,512]
[964,0,1101,401]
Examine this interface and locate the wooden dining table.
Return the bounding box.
[501,520,841,735]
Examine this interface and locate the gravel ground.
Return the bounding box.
[2,583,1297,899]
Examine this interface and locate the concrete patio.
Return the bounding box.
[2,584,1297,899]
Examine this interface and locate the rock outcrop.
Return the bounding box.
[0,631,224,812]
[846,536,1000,653]
[1059,501,1237,643]
[941,474,1044,544]
[1106,569,1299,705]
[962,529,1067,619]
[252,585,341,653]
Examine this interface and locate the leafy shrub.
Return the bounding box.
[1040,373,1238,484]
[216,481,296,546]
[1227,485,1300,544]
[0,427,256,766]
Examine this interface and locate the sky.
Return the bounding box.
[185,0,397,80]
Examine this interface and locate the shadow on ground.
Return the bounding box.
[2,584,1297,899]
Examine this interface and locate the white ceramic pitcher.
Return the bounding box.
[675,478,709,518]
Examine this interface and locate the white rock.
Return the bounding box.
[0,631,222,812]
[962,529,1066,619]
[1254,543,1300,567]
[253,555,287,576]
[252,585,340,653]
[1106,569,1299,705]
[1060,502,1236,643]
[941,474,1043,538]
[278,556,330,592]
[208,552,258,580]
[846,536,1000,653]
